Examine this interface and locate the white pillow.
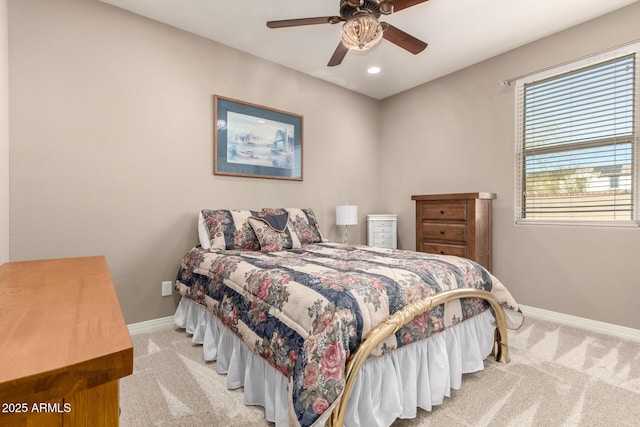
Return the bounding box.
[198,211,211,249]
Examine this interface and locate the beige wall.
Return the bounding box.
[8,0,640,330]
[0,0,8,264]
[8,0,380,323]
[379,3,640,329]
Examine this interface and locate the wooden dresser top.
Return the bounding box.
[411,192,496,201]
[0,256,133,402]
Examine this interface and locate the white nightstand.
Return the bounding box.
[367,214,398,249]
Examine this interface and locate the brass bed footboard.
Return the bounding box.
[330,288,510,427]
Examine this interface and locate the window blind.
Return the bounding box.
[515,53,639,225]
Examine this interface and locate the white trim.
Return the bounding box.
[505,38,640,85]
[126,307,640,342]
[514,47,640,225]
[515,40,640,86]
[127,315,175,335]
[519,304,640,342]
[515,219,640,228]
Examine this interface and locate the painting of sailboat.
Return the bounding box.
[226,111,295,169]
[214,95,303,181]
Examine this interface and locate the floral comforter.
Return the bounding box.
[175,243,521,426]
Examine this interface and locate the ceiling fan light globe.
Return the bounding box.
[340,15,383,51]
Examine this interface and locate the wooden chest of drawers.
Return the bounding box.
[411,193,496,271]
[367,214,398,249]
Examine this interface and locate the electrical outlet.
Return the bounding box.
[161,281,173,297]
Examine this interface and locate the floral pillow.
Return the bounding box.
[200,209,261,250]
[261,208,323,244]
[247,212,302,252]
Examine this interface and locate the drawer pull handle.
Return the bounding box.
[440,230,445,235]
[440,210,445,215]
[439,251,445,255]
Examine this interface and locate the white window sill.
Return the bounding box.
[515,219,640,228]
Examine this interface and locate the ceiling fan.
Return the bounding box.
[266,0,429,67]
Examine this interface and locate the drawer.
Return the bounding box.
[372,232,394,241]
[421,202,466,221]
[422,243,467,257]
[372,240,394,248]
[369,219,395,226]
[421,223,466,243]
[370,221,394,231]
[371,235,395,247]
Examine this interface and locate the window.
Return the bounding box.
[515,48,639,226]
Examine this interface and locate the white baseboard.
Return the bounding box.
[125,307,640,342]
[127,315,175,335]
[519,304,640,342]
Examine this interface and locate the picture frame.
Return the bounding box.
[213,95,303,181]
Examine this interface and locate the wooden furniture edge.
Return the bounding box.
[0,347,133,404]
[0,256,133,425]
[411,192,497,201]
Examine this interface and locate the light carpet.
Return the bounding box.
[119,317,640,426]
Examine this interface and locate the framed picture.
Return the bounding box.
[214,95,303,181]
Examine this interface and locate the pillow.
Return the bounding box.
[289,208,324,244]
[247,212,302,252]
[200,209,261,250]
[198,212,211,249]
[261,208,323,244]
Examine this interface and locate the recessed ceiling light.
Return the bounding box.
[367,66,381,74]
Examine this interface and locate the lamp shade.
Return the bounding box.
[336,205,358,226]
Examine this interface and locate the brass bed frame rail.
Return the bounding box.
[330,288,510,427]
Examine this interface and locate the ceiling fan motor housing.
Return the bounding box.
[340,0,382,20]
[266,0,427,66]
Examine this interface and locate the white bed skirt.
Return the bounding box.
[174,297,496,427]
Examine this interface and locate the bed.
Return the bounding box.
[174,208,523,427]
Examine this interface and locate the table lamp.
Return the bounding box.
[336,205,358,244]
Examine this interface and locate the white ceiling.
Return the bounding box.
[99,0,638,100]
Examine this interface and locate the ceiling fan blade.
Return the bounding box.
[382,23,427,54]
[388,0,429,13]
[328,43,349,67]
[267,16,343,29]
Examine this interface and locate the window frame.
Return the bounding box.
[514,43,640,228]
